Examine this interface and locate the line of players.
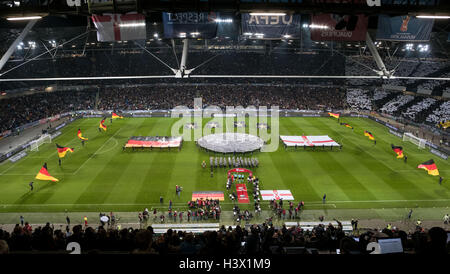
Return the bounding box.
[209,156,259,169]
[226,174,262,215]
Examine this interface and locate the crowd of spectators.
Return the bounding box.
[345,56,377,86]
[379,94,415,114]
[0,90,96,133]
[2,82,450,133]
[426,100,450,124]
[346,88,372,111]
[0,221,447,254]
[402,97,437,121]
[0,85,346,133]
[97,85,347,111]
[373,88,389,101]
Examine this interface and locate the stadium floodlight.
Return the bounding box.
[153,33,158,38]
[249,13,286,16]
[179,32,187,38]
[417,44,429,52]
[405,43,414,50]
[7,16,42,21]
[283,35,291,38]
[214,18,233,23]
[118,23,146,27]
[243,32,253,36]
[303,24,329,29]
[190,32,200,36]
[416,15,450,19]
[28,41,36,49]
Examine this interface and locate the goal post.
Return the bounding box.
[403,132,426,149]
[29,134,52,151]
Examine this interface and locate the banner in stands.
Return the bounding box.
[389,129,403,138]
[260,190,294,201]
[241,14,302,39]
[376,15,434,41]
[310,14,368,41]
[162,12,218,39]
[92,13,147,42]
[9,151,27,163]
[430,148,448,160]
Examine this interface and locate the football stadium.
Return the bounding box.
[0,0,449,259]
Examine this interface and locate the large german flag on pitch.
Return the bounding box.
[418,159,439,176]
[35,163,59,182]
[56,144,74,158]
[112,112,123,119]
[99,118,107,131]
[340,123,353,129]
[391,144,404,158]
[328,112,340,119]
[364,130,375,140]
[77,129,88,141]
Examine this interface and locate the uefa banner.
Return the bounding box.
[162,12,218,39]
[376,15,434,41]
[310,14,368,41]
[241,13,302,39]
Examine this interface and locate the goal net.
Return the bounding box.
[29,134,52,151]
[403,132,426,149]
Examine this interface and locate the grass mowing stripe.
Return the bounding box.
[351,118,450,195]
[271,119,322,200]
[313,119,412,201]
[291,118,379,202]
[280,118,349,202]
[100,119,149,203]
[73,128,134,205]
[133,119,176,205]
[314,118,436,201]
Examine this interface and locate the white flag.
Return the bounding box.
[260,190,294,201]
[92,13,146,42]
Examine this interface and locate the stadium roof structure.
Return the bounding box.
[0,1,450,88]
[1,0,450,16]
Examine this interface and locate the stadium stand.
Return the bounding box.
[426,101,450,124]
[379,94,415,114]
[402,97,437,121]
[346,88,372,110]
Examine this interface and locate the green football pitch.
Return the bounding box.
[0,117,449,213]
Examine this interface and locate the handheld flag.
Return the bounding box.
[391,144,404,159]
[99,118,107,131]
[439,121,450,129]
[77,129,88,141]
[418,159,439,176]
[328,112,340,119]
[35,163,59,182]
[112,112,123,119]
[56,144,74,158]
[364,130,375,140]
[340,123,353,129]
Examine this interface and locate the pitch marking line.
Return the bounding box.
[94,138,118,155]
[0,120,88,175]
[73,128,123,175]
[2,199,450,207]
